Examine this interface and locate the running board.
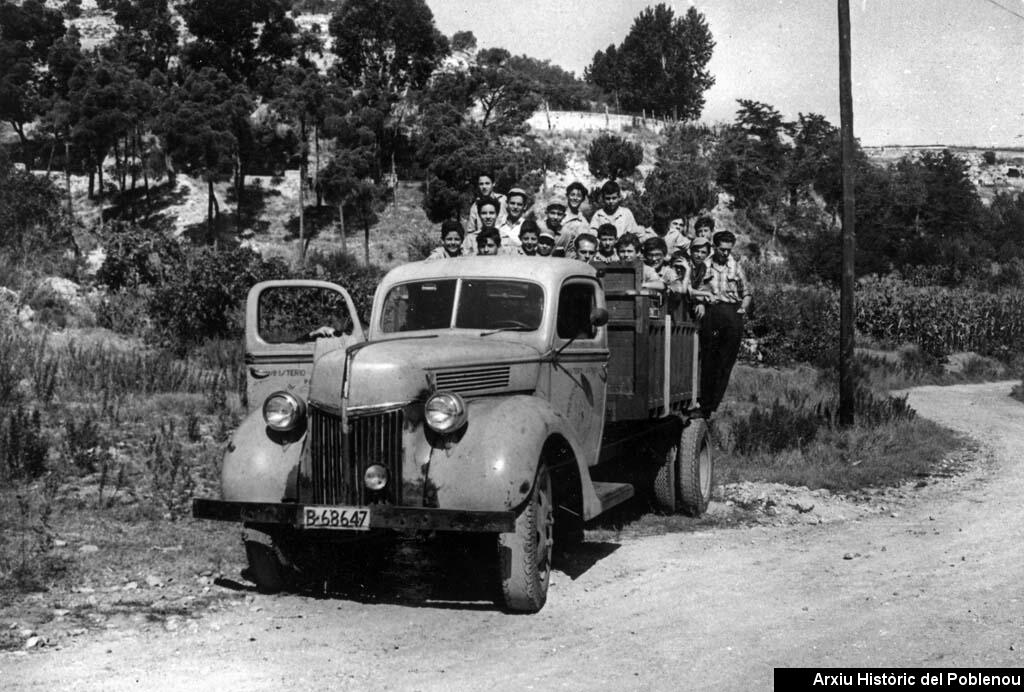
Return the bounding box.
[591,482,635,515]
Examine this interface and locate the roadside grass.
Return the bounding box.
[712,364,966,491]
[1013,381,1024,404]
[0,323,246,627]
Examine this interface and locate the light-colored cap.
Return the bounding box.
[546,194,567,210]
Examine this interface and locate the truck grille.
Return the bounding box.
[433,365,511,393]
[308,406,404,505]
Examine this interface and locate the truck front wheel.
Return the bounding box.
[497,464,554,613]
[654,418,713,517]
[243,527,297,594]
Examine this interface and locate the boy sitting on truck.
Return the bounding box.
[427,220,466,260]
[642,236,683,295]
[476,227,502,256]
[593,223,619,262]
[615,233,664,290]
[536,230,557,257]
[516,219,541,256]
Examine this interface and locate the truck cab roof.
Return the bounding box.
[378,256,599,287]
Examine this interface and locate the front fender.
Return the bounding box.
[221,410,304,503]
[426,395,599,516]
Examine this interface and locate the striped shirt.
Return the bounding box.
[703,256,750,303]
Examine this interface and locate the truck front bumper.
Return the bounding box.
[192,498,515,533]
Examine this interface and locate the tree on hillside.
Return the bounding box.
[272,65,330,259]
[585,44,625,111]
[0,0,68,167]
[636,124,717,229]
[507,54,596,111]
[788,112,843,212]
[157,68,254,244]
[178,0,302,95]
[471,48,541,134]
[96,0,179,78]
[329,0,449,94]
[585,4,714,119]
[586,133,643,183]
[715,100,793,222]
[414,102,562,223]
[319,148,385,265]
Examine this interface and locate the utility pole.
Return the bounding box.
[838,0,856,425]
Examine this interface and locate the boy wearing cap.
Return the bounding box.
[563,181,590,239]
[699,230,752,419]
[541,194,574,257]
[468,172,507,234]
[499,187,529,249]
[427,219,467,260]
[682,236,715,317]
[589,181,638,238]
[536,230,557,257]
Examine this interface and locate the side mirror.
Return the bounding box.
[590,307,609,328]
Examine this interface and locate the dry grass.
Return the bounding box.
[711,364,966,491]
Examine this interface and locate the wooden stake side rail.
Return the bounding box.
[599,262,698,424]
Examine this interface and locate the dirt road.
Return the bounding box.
[5,382,1024,690]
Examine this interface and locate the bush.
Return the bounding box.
[745,283,839,366]
[2,407,49,480]
[148,245,290,351]
[586,133,643,181]
[304,249,386,325]
[95,222,182,291]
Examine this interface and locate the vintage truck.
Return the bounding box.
[192,256,711,612]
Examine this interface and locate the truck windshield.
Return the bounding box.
[380,279,544,333]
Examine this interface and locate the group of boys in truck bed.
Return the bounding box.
[424,174,752,419]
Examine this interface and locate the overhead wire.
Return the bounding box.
[979,0,1024,22]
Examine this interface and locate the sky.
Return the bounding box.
[426,0,1024,147]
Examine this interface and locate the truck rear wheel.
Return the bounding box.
[497,464,553,613]
[653,419,713,517]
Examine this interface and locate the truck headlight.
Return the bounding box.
[262,391,306,431]
[424,391,467,434]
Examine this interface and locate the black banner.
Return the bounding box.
[775,669,1024,691]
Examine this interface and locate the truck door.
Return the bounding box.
[548,278,609,466]
[244,280,365,412]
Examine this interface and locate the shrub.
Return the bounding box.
[983,150,997,166]
[304,249,386,325]
[745,283,839,366]
[586,133,643,181]
[146,422,196,520]
[148,245,290,351]
[406,230,437,262]
[94,289,152,336]
[2,407,49,480]
[95,222,182,291]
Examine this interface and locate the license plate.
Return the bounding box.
[301,506,371,531]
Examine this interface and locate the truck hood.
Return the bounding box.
[308,334,542,411]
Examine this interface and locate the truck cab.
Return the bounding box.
[193,256,711,612]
